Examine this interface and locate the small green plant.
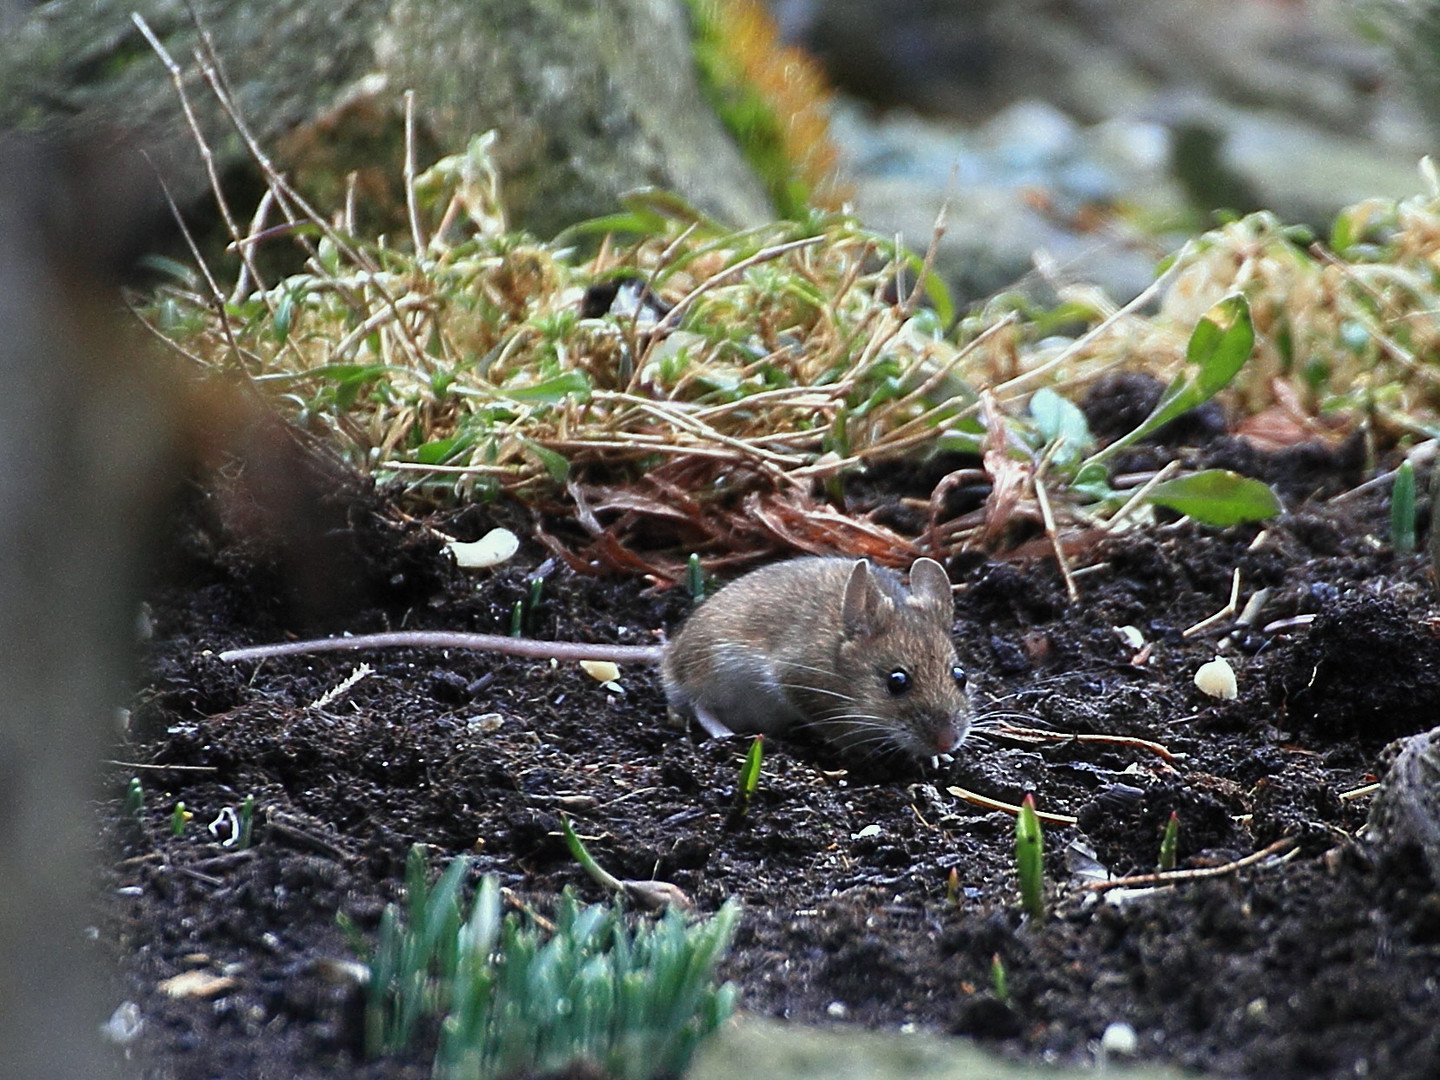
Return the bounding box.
[171,801,190,837]
[1158,811,1180,872]
[123,777,144,821]
[990,953,1009,1003]
[1015,794,1046,923]
[237,793,256,849]
[733,735,764,815]
[508,600,524,637]
[1391,459,1417,553]
[945,866,960,907]
[364,845,739,1080]
[561,816,691,910]
[526,575,546,631]
[686,553,707,604]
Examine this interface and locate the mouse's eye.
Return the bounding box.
[951,664,967,688]
[887,669,911,696]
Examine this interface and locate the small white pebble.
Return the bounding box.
[1194,655,1238,699]
[852,824,882,840]
[1100,1021,1138,1057]
[466,713,505,734]
[100,1001,143,1045]
[445,528,519,569]
[826,1001,848,1018]
[580,660,621,683]
[1114,624,1145,649]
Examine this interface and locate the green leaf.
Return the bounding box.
[503,371,592,405]
[414,437,460,465]
[1071,460,1115,503]
[272,289,296,344]
[1144,469,1281,527]
[520,439,571,483]
[1085,294,1254,466]
[1029,387,1093,462]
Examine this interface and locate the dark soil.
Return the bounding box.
[103,438,1440,1079]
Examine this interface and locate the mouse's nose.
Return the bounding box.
[933,726,959,755]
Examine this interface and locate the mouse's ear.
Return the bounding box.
[841,558,892,639]
[908,557,954,621]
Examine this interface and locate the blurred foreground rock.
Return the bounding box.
[689,1016,1185,1080]
[1367,724,1440,886]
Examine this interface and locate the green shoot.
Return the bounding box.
[1158,811,1180,872]
[990,953,1008,1003]
[945,866,960,907]
[238,794,255,849]
[1392,459,1417,553]
[526,575,545,630]
[562,815,625,894]
[124,777,144,821]
[364,847,739,1080]
[1016,793,1046,923]
[734,735,764,815]
[171,801,190,837]
[561,815,690,910]
[686,553,707,603]
[508,600,524,637]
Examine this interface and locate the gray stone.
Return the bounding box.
[0,0,774,238]
[1367,724,1440,886]
[689,1016,1186,1080]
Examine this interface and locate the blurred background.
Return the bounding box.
[766,0,1437,300]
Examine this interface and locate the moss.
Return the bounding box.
[684,0,847,219]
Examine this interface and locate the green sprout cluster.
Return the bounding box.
[365,846,739,1080]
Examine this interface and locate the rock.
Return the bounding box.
[0,0,774,238]
[1367,725,1440,886]
[689,1015,1186,1079]
[788,0,1436,305]
[831,100,1182,304]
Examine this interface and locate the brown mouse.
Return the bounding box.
[661,557,969,759]
[219,556,970,761]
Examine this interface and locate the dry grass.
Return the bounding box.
[132,14,1440,578]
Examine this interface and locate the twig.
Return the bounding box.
[1183,568,1242,638]
[1080,836,1298,893]
[1105,459,1182,531]
[989,723,1184,764]
[990,239,1193,401]
[1327,439,1438,505]
[946,785,1079,826]
[404,89,426,255]
[1338,782,1381,802]
[141,155,243,368]
[1035,477,1079,603]
[898,199,948,317]
[644,235,825,339]
[184,21,432,372]
[131,12,269,312]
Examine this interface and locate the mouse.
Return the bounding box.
[219,556,971,761]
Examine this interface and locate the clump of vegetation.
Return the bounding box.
[684,0,847,218]
[136,21,1440,581]
[363,846,739,1080]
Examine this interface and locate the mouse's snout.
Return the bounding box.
[928,716,967,755]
